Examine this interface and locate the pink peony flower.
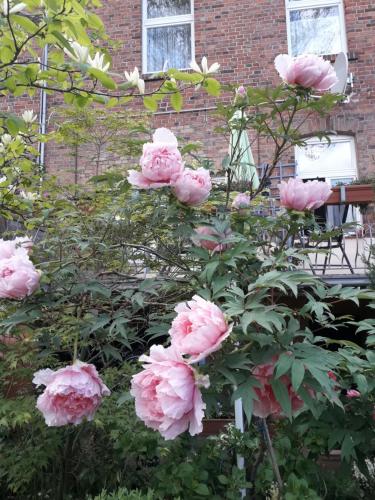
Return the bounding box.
[0,253,40,299]
[278,177,332,211]
[232,192,251,209]
[0,236,33,259]
[346,389,361,398]
[127,128,184,189]
[252,357,304,418]
[328,371,337,382]
[169,295,232,363]
[191,226,232,253]
[33,361,110,426]
[274,53,338,91]
[130,344,209,440]
[172,167,212,206]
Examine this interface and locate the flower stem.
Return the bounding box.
[73,333,78,363]
[261,418,283,495]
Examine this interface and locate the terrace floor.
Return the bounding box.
[302,232,373,285]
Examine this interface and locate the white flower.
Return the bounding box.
[64,41,89,64]
[190,56,220,75]
[19,190,39,200]
[1,1,26,15]
[124,67,145,94]
[1,134,12,146]
[22,110,37,123]
[87,52,110,72]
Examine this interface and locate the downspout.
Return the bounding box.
[38,44,48,177]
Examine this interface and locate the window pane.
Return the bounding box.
[290,7,341,56]
[296,140,355,178]
[147,24,191,72]
[147,0,191,18]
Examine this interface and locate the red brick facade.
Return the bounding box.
[2,1,375,183]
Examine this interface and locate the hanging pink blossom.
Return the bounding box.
[169,295,232,363]
[0,236,33,259]
[33,361,110,426]
[131,344,209,440]
[232,193,251,209]
[0,253,40,299]
[278,177,332,211]
[127,128,184,189]
[274,53,338,91]
[172,167,212,206]
[252,357,304,418]
[191,226,232,253]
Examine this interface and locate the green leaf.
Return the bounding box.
[341,434,356,462]
[88,68,117,90]
[232,379,260,423]
[204,77,221,96]
[117,391,133,406]
[102,344,123,362]
[170,91,183,111]
[202,260,219,283]
[12,14,38,33]
[291,360,305,391]
[51,31,75,55]
[6,116,25,134]
[275,353,293,379]
[143,96,158,112]
[194,484,210,496]
[271,378,292,420]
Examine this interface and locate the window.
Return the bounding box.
[285,0,347,56]
[295,136,357,183]
[295,136,359,226]
[142,0,194,74]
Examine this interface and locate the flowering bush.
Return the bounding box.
[1,4,375,498]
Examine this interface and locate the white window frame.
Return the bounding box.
[142,0,195,75]
[295,135,360,226]
[285,0,347,56]
[295,135,357,183]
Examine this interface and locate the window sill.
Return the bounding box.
[142,68,193,82]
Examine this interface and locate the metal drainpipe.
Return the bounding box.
[38,44,48,177]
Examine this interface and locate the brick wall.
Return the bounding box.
[2,1,375,184]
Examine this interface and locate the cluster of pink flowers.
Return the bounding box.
[274,53,338,91]
[127,128,212,206]
[131,295,232,439]
[278,177,332,212]
[252,357,304,418]
[0,237,40,299]
[33,361,110,426]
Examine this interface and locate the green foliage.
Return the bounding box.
[0,1,220,111]
[89,488,155,500]
[1,8,375,497]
